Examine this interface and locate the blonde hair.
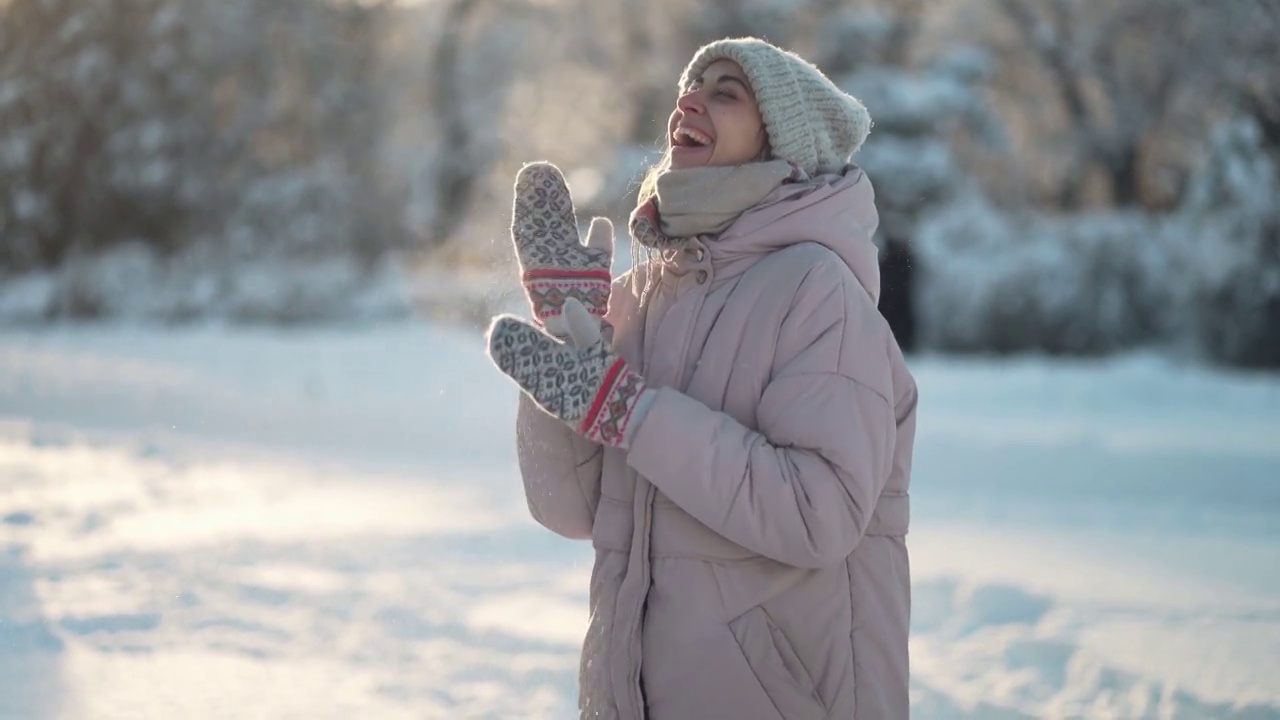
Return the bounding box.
[637,148,673,208]
[629,147,673,306]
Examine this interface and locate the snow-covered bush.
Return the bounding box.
[0,242,416,326]
[914,116,1280,367]
[915,193,1179,357]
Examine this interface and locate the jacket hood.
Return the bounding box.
[707,165,881,304]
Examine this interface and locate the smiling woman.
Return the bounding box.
[668,59,769,169]
[487,36,907,720]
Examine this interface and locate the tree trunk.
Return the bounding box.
[425,0,481,249]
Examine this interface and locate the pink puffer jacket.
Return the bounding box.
[516,166,918,719]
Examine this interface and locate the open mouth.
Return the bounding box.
[672,126,713,149]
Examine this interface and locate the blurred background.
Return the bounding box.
[1,1,1279,718]
[1,0,1277,367]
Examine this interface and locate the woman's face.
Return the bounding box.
[668,59,767,169]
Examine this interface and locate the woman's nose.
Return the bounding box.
[677,91,705,115]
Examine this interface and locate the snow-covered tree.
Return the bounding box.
[1175,118,1280,368]
[0,0,216,273]
[195,0,397,264]
[0,0,397,277]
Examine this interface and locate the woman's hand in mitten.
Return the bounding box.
[486,298,652,449]
[510,162,614,333]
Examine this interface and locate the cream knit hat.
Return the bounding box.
[679,37,871,176]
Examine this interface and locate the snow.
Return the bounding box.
[1,322,1278,719]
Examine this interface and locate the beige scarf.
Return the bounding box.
[630,160,806,249]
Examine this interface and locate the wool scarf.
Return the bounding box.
[629,160,807,250]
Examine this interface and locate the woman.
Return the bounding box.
[487,37,918,720]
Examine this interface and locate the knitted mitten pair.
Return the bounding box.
[486,163,652,449]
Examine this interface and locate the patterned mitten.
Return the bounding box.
[511,162,614,328]
[487,307,652,449]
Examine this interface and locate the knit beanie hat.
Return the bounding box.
[679,37,871,176]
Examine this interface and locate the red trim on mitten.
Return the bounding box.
[579,358,647,446]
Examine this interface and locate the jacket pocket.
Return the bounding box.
[729,606,828,720]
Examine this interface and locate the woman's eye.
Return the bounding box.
[715,89,736,100]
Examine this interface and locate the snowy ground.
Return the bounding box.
[1,321,1278,719]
